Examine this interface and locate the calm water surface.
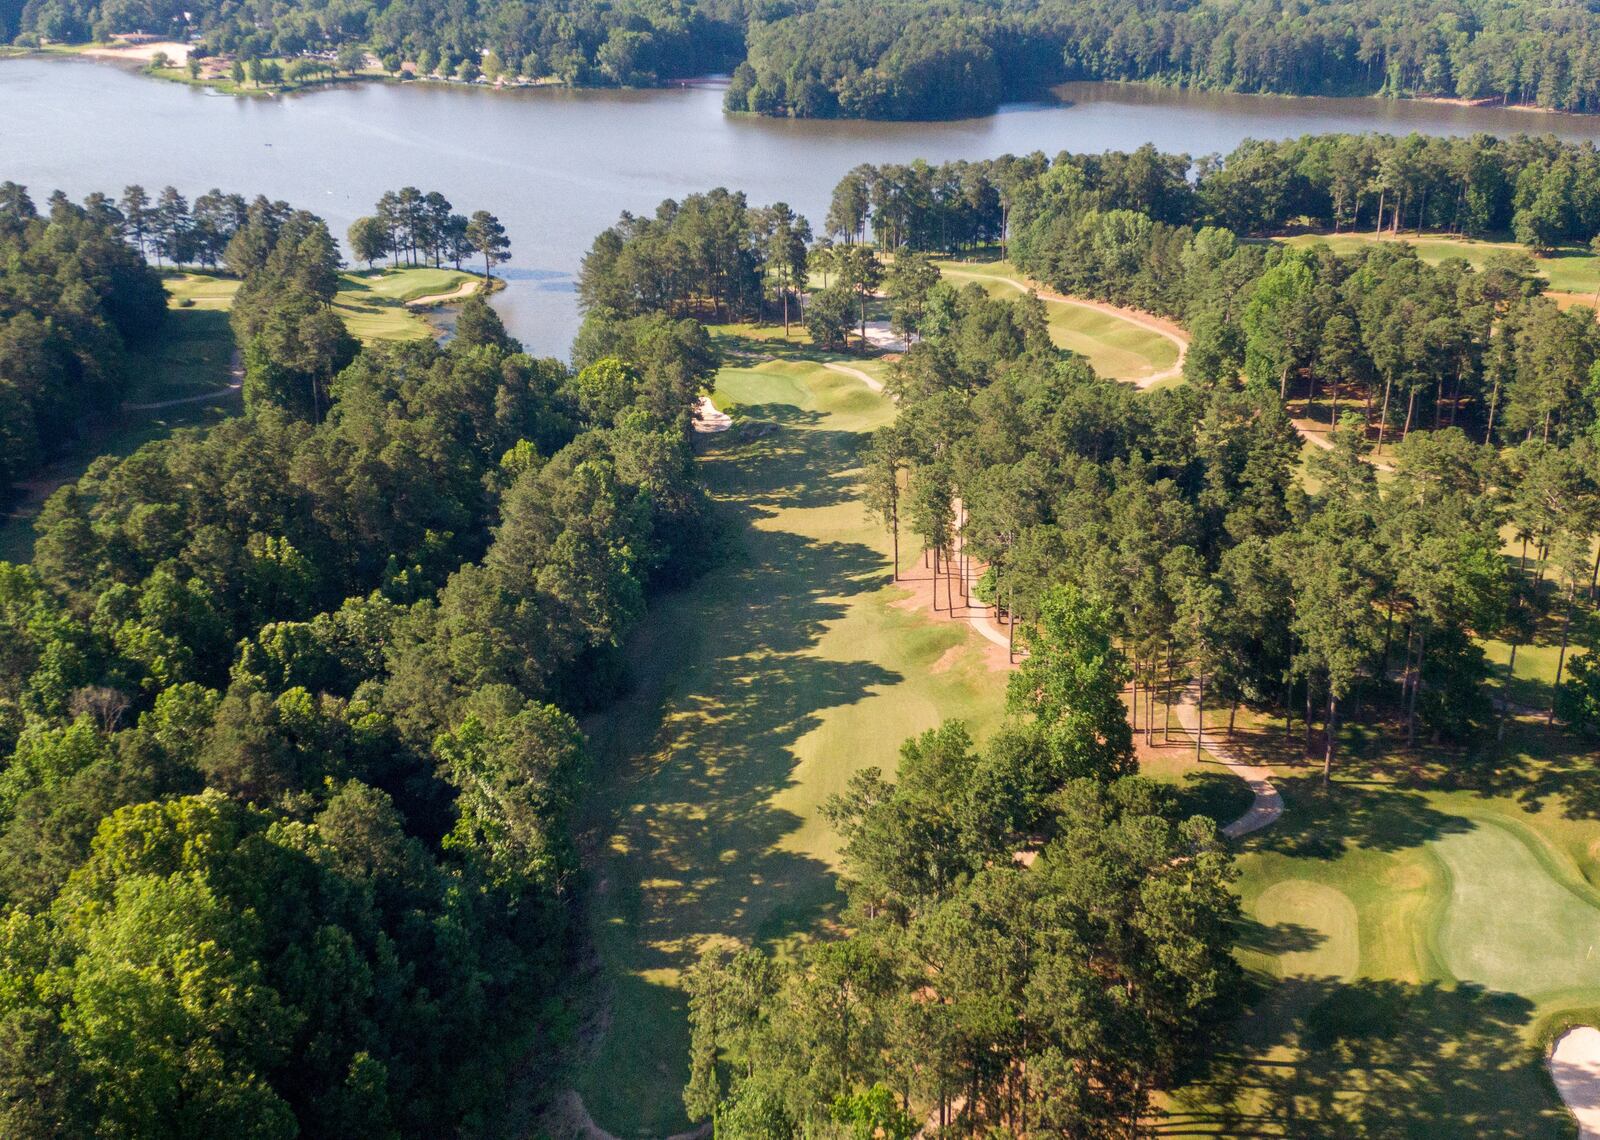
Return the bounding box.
[7,57,1600,356]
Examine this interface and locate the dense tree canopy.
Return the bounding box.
[0,188,717,1135]
[27,0,1600,118]
[0,183,165,493]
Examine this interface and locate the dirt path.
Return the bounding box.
[546,1090,710,1140]
[1551,1027,1600,1138]
[939,267,1189,388]
[404,278,481,307]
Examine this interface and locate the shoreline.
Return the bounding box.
[7,49,1591,121]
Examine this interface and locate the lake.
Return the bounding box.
[8,56,1600,356]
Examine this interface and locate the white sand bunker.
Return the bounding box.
[1551,1026,1600,1138]
[692,395,731,433]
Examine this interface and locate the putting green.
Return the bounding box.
[1431,818,1600,999]
[574,354,1007,1136]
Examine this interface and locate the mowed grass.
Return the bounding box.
[333,267,479,342]
[1161,719,1600,1136]
[572,354,1008,1137]
[150,267,473,349]
[1278,230,1600,300]
[936,260,1179,383]
[127,272,240,404]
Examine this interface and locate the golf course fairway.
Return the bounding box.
[572,355,1007,1137]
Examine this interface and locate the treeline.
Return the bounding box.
[25,0,1600,117]
[831,133,1600,255]
[14,0,744,89]
[0,183,166,493]
[0,188,721,1132]
[732,0,1600,119]
[348,189,510,277]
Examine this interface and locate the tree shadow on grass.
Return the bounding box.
[701,407,873,514]
[1171,767,1257,832]
[1164,977,1565,1137]
[1449,718,1600,822]
[574,397,903,1134]
[1233,917,1328,958]
[1237,771,1474,860]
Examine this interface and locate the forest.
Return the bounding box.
[8,113,1600,1130]
[18,0,1600,117]
[0,182,718,1135]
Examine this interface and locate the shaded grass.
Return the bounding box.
[1139,744,1257,832]
[572,357,1007,1137]
[126,272,239,403]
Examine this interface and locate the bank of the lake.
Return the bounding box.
[15,56,1600,356]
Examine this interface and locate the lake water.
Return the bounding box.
[8,57,1600,357]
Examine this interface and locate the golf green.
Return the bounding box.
[1431,818,1600,1000]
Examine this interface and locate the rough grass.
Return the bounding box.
[935,260,1179,383]
[572,352,1007,1137]
[1160,717,1600,1136]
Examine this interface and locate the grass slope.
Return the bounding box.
[573,353,1007,1137]
[333,267,478,342]
[935,260,1179,383]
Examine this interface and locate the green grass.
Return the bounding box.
[1139,745,1257,830]
[572,351,1008,1137]
[125,273,240,404]
[935,259,1179,383]
[1278,230,1600,298]
[332,268,479,343]
[1161,719,1600,1135]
